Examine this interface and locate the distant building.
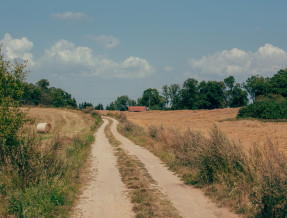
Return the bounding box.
[128,106,146,112]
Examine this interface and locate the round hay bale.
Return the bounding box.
[37,123,52,133]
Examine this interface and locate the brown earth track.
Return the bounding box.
[109,117,239,218]
[72,118,134,217]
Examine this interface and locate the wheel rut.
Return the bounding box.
[108,117,239,218]
[72,119,134,218]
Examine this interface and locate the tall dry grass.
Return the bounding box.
[0,113,102,217]
[114,112,287,217]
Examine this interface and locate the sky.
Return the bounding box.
[1,0,287,106]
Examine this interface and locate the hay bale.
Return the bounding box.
[37,123,52,133]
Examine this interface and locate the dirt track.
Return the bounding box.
[109,117,238,218]
[72,117,238,217]
[72,119,134,218]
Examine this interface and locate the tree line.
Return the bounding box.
[21,69,285,113]
[102,68,287,112]
[100,69,283,111]
[21,79,77,108]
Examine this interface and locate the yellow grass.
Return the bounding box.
[99,108,287,152]
[24,107,95,139]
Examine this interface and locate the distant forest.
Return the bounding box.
[22,68,287,114]
[103,68,287,111]
[22,79,77,108]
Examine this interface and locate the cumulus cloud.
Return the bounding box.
[0,34,154,79]
[51,12,93,21]
[85,35,120,49]
[0,33,35,66]
[188,44,287,80]
[36,39,154,79]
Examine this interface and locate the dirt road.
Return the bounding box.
[109,117,239,218]
[72,119,134,218]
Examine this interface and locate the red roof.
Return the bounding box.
[128,106,146,112]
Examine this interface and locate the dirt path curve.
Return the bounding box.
[109,117,239,218]
[72,119,134,218]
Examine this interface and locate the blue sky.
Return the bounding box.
[1,0,287,106]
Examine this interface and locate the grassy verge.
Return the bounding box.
[110,112,287,217]
[0,112,102,217]
[104,118,181,218]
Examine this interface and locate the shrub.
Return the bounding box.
[238,100,287,119]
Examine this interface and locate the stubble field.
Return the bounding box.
[24,107,95,139]
[121,108,287,152]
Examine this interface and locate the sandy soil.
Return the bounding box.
[122,108,287,152]
[109,117,239,218]
[72,119,134,218]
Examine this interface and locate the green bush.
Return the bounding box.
[238,100,287,119]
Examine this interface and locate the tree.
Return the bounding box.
[114,95,129,111]
[79,102,93,109]
[168,84,181,110]
[94,103,104,110]
[270,69,287,97]
[36,79,50,90]
[228,83,248,107]
[224,76,248,107]
[162,85,169,109]
[180,78,199,109]
[244,75,271,102]
[224,76,235,91]
[128,99,137,107]
[106,102,116,110]
[139,88,164,110]
[0,47,28,162]
[198,81,225,109]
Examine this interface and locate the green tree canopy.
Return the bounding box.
[36,79,50,90]
[0,47,28,162]
[139,88,164,110]
[244,75,270,102]
[270,69,287,97]
[198,81,225,109]
[180,78,199,109]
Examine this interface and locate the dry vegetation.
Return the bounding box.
[120,108,287,152]
[25,107,95,137]
[107,110,287,217]
[0,107,101,217]
[104,118,181,218]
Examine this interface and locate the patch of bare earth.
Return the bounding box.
[71,119,134,218]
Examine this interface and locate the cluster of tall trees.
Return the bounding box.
[22,79,77,108]
[105,68,287,111]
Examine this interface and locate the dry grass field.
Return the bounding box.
[24,107,95,139]
[119,108,287,152]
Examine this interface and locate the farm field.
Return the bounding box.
[24,107,95,138]
[119,108,287,152]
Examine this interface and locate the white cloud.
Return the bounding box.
[85,35,120,49]
[188,44,287,80]
[51,12,93,21]
[36,39,154,79]
[0,34,154,79]
[0,33,35,66]
[163,66,174,72]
